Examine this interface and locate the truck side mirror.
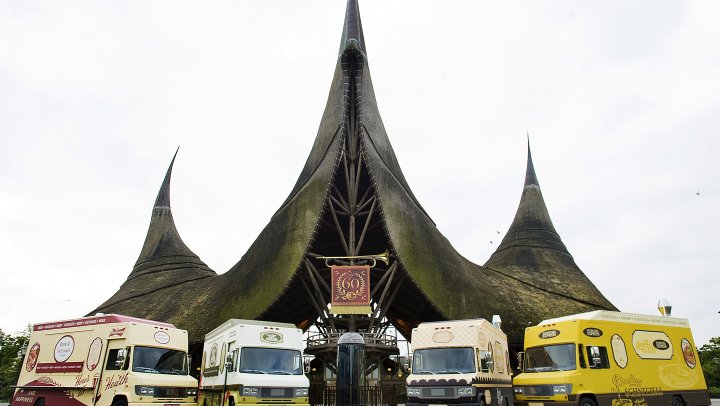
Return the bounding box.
[516,352,524,370]
[225,354,234,371]
[590,347,601,367]
[485,353,494,371]
[116,347,130,369]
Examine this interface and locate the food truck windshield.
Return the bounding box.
[412,347,475,374]
[132,346,189,375]
[238,347,303,375]
[524,343,576,372]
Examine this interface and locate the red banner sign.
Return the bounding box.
[331,265,371,305]
[36,362,84,373]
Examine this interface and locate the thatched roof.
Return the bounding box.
[91,0,615,345]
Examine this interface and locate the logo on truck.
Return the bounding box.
[154,331,171,344]
[54,335,75,362]
[539,329,560,339]
[432,331,454,343]
[583,328,603,337]
[260,332,284,344]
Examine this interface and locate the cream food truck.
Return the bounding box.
[406,318,514,406]
[198,319,309,406]
[10,314,198,406]
[513,311,711,406]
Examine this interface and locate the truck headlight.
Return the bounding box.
[552,384,572,394]
[135,386,156,396]
[513,386,523,394]
[407,387,420,396]
[457,387,475,396]
[186,388,197,396]
[294,388,308,397]
[242,387,259,396]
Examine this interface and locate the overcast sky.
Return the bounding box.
[1,1,718,347]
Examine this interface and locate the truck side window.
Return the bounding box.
[106,349,125,370]
[586,346,610,369]
[578,344,586,369]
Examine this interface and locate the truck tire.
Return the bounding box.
[34,399,45,406]
[579,397,597,406]
[672,396,685,406]
[111,398,128,406]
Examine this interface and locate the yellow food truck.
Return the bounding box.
[513,311,711,406]
[11,314,198,406]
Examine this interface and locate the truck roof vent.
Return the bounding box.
[492,314,502,330]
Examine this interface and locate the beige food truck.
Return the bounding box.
[513,311,711,406]
[198,319,309,406]
[406,318,513,406]
[11,314,198,406]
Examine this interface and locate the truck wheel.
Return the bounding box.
[672,396,685,406]
[34,399,45,406]
[111,398,128,406]
[579,397,597,406]
[228,398,235,406]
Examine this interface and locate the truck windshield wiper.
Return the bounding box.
[268,371,292,375]
[415,370,436,375]
[135,367,159,373]
[526,366,556,372]
[239,369,268,374]
[438,370,464,374]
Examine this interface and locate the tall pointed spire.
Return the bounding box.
[90,150,215,316]
[495,138,567,253]
[485,142,616,312]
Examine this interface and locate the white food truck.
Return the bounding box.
[406,318,513,406]
[10,314,198,406]
[198,320,309,405]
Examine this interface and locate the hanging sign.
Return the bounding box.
[330,265,371,314]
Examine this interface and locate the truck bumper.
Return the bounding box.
[514,401,577,406]
[407,397,483,405]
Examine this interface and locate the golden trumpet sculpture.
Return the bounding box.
[316,249,390,268]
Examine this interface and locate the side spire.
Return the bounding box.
[89,150,215,317]
[486,141,616,312]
